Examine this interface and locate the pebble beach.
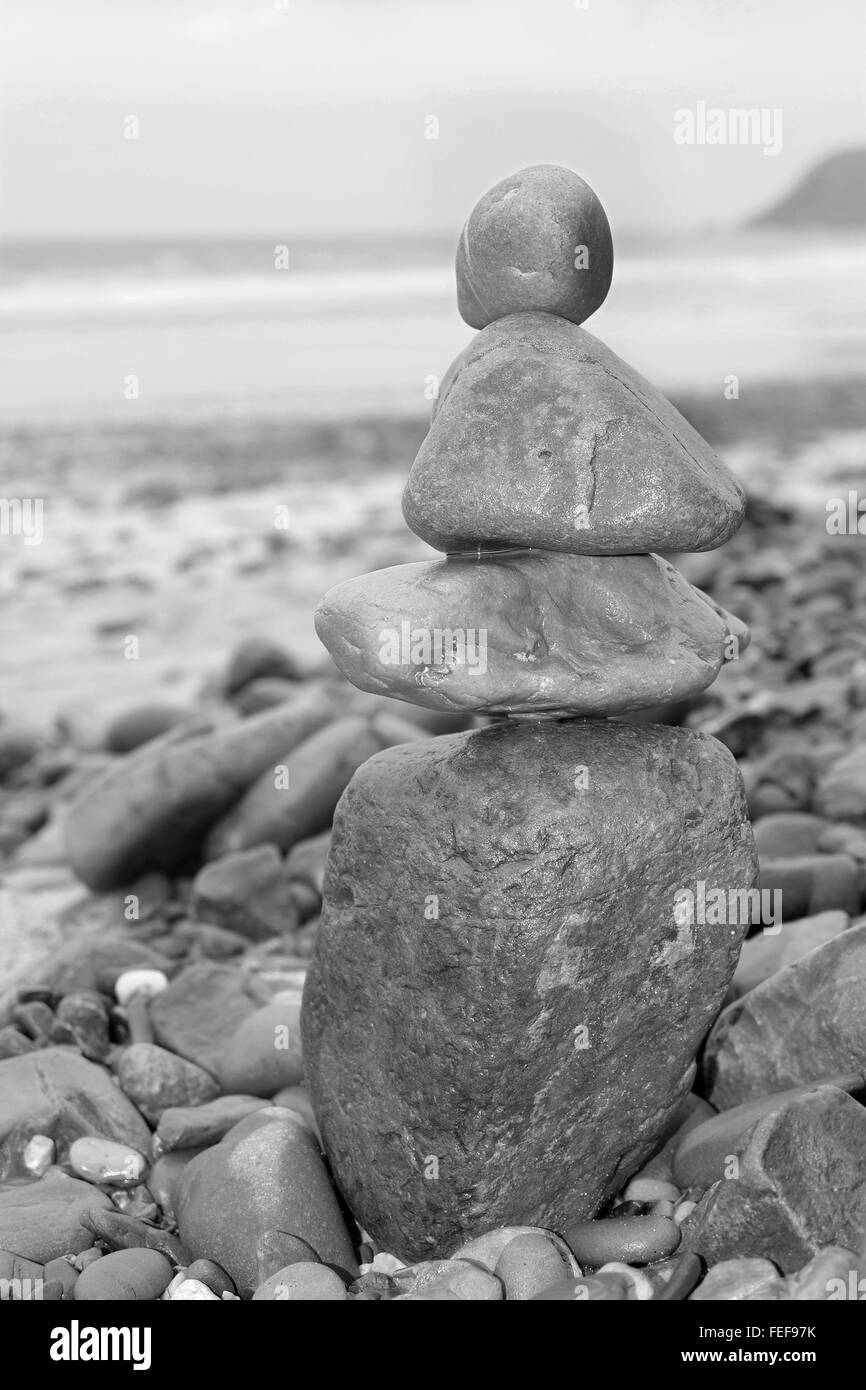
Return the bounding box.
[2,372,866,1301]
[3,162,866,1300]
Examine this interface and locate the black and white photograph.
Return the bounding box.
[1,0,865,1349]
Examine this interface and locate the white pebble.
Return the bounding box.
[69,1136,148,1187]
[163,1270,189,1299]
[360,1251,405,1276]
[23,1134,55,1177]
[674,1200,697,1225]
[597,1261,655,1301]
[171,1278,220,1300]
[115,969,169,1006]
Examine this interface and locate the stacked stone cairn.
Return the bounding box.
[302,165,760,1261]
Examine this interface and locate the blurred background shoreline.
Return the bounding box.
[3,227,865,424]
[3,219,865,724]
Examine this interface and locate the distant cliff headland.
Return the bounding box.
[749,148,866,229]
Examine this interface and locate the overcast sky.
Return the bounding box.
[1,0,863,236]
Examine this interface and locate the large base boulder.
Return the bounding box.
[302,720,758,1260]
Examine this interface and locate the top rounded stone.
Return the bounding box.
[456,164,613,329]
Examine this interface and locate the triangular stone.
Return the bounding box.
[403,312,746,555]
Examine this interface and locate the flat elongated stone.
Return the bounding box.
[673,1075,866,1188]
[564,1215,680,1268]
[65,690,338,890]
[302,720,757,1260]
[402,314,746,556]
[316,551,747,717]
[80,1207,190,1265]
[205,716,389,859]
[455,165,613,329]
[155,1096,270,1152]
